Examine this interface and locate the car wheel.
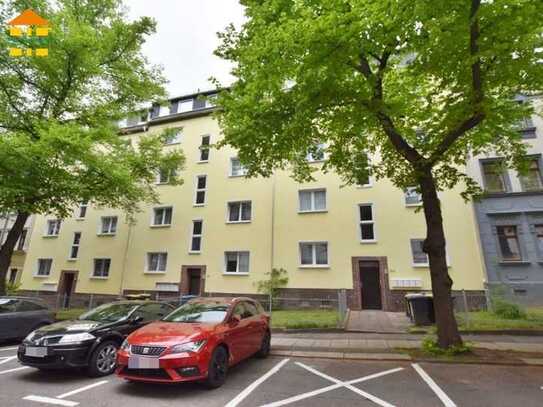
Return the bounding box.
[88,341,118,377]
[256,331,271,358]
[205,346,228,389]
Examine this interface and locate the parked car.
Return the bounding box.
[116,297,271,388]
[18,300,174,376]
[0,297,55,342]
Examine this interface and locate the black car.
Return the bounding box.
[18,300,174,376]
[0,297,55,342]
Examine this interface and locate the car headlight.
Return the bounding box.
[121,339,130,351]
[170,340,207,354]
[58,333,95,344]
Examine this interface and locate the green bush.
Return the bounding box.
[492,299,526,320]
[421,337,472,356]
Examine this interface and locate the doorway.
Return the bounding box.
[180,265,206,296]
[8,268,18,284]
[187,268,201,295]
[359,260,382,309]
[59,271,77,308]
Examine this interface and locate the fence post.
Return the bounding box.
[338,289,347,326]
[462,289,470,329]
[89,294,94,310]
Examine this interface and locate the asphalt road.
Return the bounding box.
[1,343,543,407]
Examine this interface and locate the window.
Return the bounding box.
[164,129,181,145]
[100,216,117,234]
[359,204,375,242]
[77,201,88,219]
[306,143,325,162]
[36,258,52,276]
[404,187,423,206]
[199,135,210,162]
[147,252,168,273]
[519,158,543,191]
[45,219,61,236]
[152,207,173,226]
[169,101,178,115]
[150,104,160,119]
[190,220,203,252]
[481,160,508,193]
[194,175,207,205]
[193,98,206,110]
[157,168,175,184]
[299,189,326,212]
[230,158,248,177]
[496,225,522,261]
[224,251,250,274]
[227,201,252,223]
[93,258,111,278]
[534,225,543,255]
[69,232,81,260]
[16,229,27,250]
[410,239,429,266]
[8,268,17,284]
[299,242,328,266]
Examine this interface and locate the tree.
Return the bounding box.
[215,0,543,348]
[0,0,184,295]
[255,268,289,311]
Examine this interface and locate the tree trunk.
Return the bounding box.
[0,212,30,295]
[418,170,463,348]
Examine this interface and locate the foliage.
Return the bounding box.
[489,285,527,320]
[5,281,21,295]
[255,268,289,309]
[456,309,543,331]
[270,309,338,329]
[422,337,472,356]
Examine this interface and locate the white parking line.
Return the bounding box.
[0,347,19,351]
[412,363,457,407]
[0,366,29,375]
[261,366,404,407]
[225,358,290,407]
[23,396,78,407]
[57,380,108,399]
[0,356,17,365]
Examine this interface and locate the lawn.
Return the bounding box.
[55,308,86,321]
[457,307,543,331]
[270,309,339,329]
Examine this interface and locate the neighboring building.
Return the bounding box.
[18,90,486,311]
[467,95,543,305]
[1,213,34,285]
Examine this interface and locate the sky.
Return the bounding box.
[126,0,246,98]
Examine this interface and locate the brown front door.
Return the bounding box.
[359,261,382,310]
[187,268,201,295]
[59,271,77,308]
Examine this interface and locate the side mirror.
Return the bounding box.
[131,315,144,324]
[230,315,241,326]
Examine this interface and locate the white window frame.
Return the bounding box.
[146,252,168,273]
[229,157,248,177]
[68,232,81,260]
[35,258,52,277]
[226,201,252,223]
[410,238,450,267]
[298,189,327,213]
[306,143,326,163]
[199,135,211,162]
[404,187,423,207]
[223,251,250,275]
[76,201,88,219]
[99,216,117,235]
[194,175,207,206]
[189,219,203,254]
[299,241,329,268]
[151,206,173,227]
[44,219,61,237]
[164,128,182,145]
[156,168,175,185]
[358,203,377,243]
[92,258,111,279]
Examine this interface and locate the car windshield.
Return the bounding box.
[163,302,229,323]
[79,303,137,322]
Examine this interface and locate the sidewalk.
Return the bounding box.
[270,332,543,365]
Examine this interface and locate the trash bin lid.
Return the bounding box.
[405,293,432,299]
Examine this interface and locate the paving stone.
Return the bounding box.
[343,352,411,361]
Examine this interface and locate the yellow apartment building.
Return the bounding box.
[18,90,486,311]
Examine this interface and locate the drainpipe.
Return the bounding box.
[119,218,134,298]
[269,171,277,314]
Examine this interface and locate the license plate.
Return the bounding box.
[25,346,47,358]
[128,356,159,369]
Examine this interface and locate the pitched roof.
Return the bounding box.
[8,9,49,26]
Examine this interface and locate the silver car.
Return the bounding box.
[0,297,55,341]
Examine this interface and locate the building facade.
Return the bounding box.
[467,96,543,305]
[18,90,486,311]
[1,213,34,285]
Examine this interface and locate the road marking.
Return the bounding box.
[261,366,404,407]
[225,358,290,407]
[412,363,456,407]
[0,366,29,375]
[23,396,78,406]
[0,356,17,365]
[57,380,108,399]
[0,347,18,351]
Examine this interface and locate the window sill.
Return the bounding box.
[67,258,77,262]
[307,160,325,164]
[298,265,330,269]
[222,272,249,276]
[164,142,181,146]
[155,182,171,186]
[412,264,451,268]
[405,203,423,207]
[150,224,172,228]
[197,160,209,164]
[498,260,531,266]
[226,220,252,224]
[193,203,205,207]
[360,240,378,244]
[42,235,59,238]
[229,174,247,178]
[90,276,109,280]
[356,184,372,189]
[33,274,50,278]
[144,271,166,275]
[97,233,116,237]
[188,251,201,255]
[298,210,328,214]
[75,218,86,221]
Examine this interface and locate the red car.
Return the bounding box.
[116,297,271,387]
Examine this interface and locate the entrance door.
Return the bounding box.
[59,272,76,308]
[187,268,201,295]
[359,261,382,310]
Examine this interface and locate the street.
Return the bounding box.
[1,344,543,407]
